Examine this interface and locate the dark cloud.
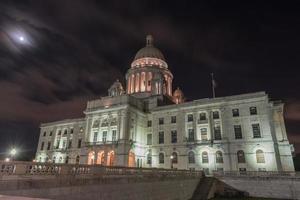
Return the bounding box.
[0,1,300,158]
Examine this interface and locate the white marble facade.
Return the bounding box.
[36,35,295,173]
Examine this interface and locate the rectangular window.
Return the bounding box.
[199,113,207,120]
[214,126,222,140]
[68,140,72,149]
[201,128,208,140]
[77,139,82,148]
[188,129,195,142]
[56,140,60,149]
[147,151,152,164]
[102,131,107,142]
[43,132,46,137]
[62,141,66,149]
[40,142,44,150]
[187,114,193,122]
[47,142,51,150]
[250,107,257,115]
[171,130,177,143]
[93,132,98,142]
[58,130,61,135]
[213,111,220,119]
[159,131,164,144]
[147,120,152,127]
[112,130,117,141]
[159,118,164,125]
[234,125,242,139]
[147,134,152,145]
[171,116,176,123]
[252,124,261,138]
[49,131,53,136]
[232,109,239,117]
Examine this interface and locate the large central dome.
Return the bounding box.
[133,35,165,61]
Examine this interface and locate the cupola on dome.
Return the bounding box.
[134,35,165,61]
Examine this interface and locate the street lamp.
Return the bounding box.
[10,148,17,161]
[5,158,10,162]
[170,155,174,169]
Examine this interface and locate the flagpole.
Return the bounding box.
[211,73,215,98]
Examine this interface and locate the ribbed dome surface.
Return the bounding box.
[133,35,165,61]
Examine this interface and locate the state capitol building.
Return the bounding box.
[35,35,295,173]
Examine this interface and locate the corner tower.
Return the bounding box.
[126,35,173,98]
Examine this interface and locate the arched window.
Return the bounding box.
[75,155,80,164]
[216,151,223,163]
[202,151,209,163]
[107,151,115,166]
[65,156,69,164]
[159,153,164,164]
[97,151,105,165]
[171,152,178,164]
[52,156,56,163]
[188,151,195,164]
[256,150,265,163]
[88,151,95,165]
[237,150,245,163]
[147,152,152,165]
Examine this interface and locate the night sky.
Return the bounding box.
[0,1,300,160]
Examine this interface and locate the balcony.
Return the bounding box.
[85,141,118,147]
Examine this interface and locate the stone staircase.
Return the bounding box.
[190,176,248,200]
[190,177,215,200]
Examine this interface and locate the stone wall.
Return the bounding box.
[219,176,300,199]
[0,176,200,200]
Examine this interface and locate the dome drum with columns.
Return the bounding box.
[125,35,175,99]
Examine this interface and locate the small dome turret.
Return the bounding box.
[173,87,185,104]
[108,79,124,97]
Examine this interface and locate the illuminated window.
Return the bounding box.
[213,111,220,119]
[216,151,223,163]
[159,153,164,164]
[159,131,164,144]
[171,152,178,164]
[214,126,222,140]
[201,128,208,140]
[188,151,195,164]
[250,107,257,115]
[202,151,209,163]
[187,114,193,122]
[252,124,261,138]
[188,129,195,142]
[232,109,239,117]
[237,150,245,163]
[256,150,265,163]
[147,134,152,145]
[171,130,177,143]
[234,125,242,139]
